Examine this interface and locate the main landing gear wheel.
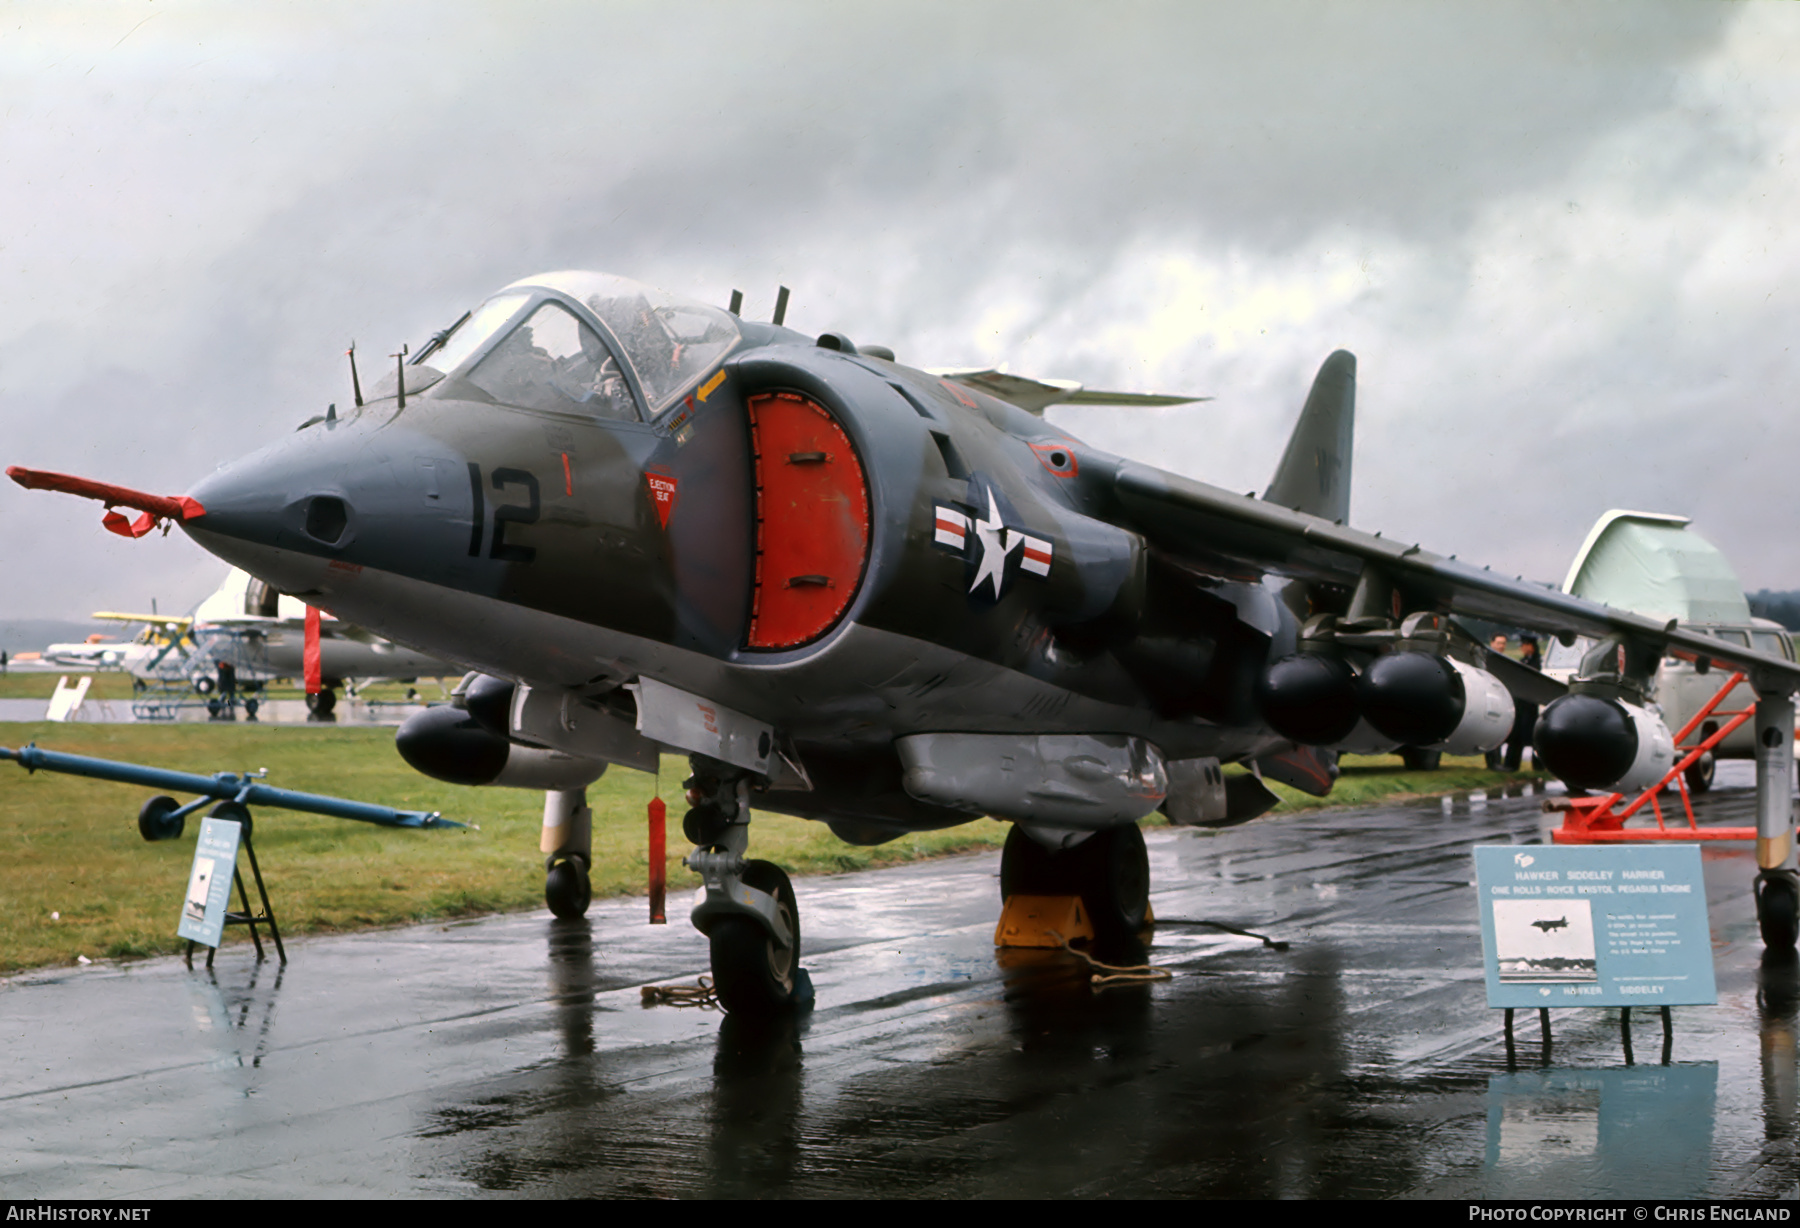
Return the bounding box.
[1756,870,1799,952]
[1684,751,1716,795]
[1400,746,1442,772]
[545,855,592,919]
[1079,825,1150,940]
[1000,824,1150,941]
[306,688,337,718]
[1000,823,1068,898]
[709,860,800,1016]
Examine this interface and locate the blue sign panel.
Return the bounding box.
[1473,844,1716,1008]
[1481,1064,1718,1199]
[176,817,242,949]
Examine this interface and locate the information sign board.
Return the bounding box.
[176,816,242,949]
[1473,844,1716,1008]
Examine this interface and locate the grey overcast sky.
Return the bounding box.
[3,1,1796,620]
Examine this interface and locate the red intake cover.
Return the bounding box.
[745,392,871,649]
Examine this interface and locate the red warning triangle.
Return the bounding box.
[644,470,678,529]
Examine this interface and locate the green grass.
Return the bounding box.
[0,671,455,702]
[0,721,1007,973]
[0,720,1537,973]
[0,671,144,700]
[1239,753,1546,813]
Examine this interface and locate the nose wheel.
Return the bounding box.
[707,860,801,1014]
[683,756,808,1016]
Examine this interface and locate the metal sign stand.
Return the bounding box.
[1503,1004,1675,1068]
[1502,1007,1552,1068]
[1618,1004,1675,1066]
[184,815,286,968]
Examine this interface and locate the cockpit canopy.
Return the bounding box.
[414,272,741,421]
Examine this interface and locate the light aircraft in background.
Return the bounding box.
[14,269,1800,1016]
[41,631,163,671]
[57,568,459,716]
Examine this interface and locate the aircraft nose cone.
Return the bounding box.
[184,451,358,552]
[180,417,472,599]
[178,425,373,588]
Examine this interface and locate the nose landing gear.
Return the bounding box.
[682,756,808,1015]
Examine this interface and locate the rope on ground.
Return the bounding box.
[641,977,721,1009]
[1047,931,1175,988]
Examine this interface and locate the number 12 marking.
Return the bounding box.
[466,463,540,562]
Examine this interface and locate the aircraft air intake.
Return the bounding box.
[745,391,871,649]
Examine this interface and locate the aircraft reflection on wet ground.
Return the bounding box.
[1,766,1796,1198]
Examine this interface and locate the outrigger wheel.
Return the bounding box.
[545,853,592,919]
[1756,869,1800,952]
[1000,823,1150,941]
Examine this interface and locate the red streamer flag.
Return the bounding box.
[304,606,322,695]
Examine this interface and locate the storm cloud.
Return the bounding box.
[2,1,1792,619]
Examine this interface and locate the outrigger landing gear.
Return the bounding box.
[1000,823,1150,941]
[682,755,805,1015]
[1754,689,1798,953]
[1756,870,1799,952]
[542,787,594,919]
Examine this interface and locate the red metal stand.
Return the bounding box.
[1550,671,1757,844]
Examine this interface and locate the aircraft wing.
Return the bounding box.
[1111,460,1800,691]
[92,611,193,629]
[930,368,1207,416]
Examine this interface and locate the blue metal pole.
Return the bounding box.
[0,743,461,829]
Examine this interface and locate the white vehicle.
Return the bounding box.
[1546,510,1795,791]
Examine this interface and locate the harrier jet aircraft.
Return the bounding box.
[14,270,1800,1015]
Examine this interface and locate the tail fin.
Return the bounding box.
[1262,350,1355,523]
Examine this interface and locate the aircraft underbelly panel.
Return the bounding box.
[745,392,871,650]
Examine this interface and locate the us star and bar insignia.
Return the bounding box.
[932,477,1053,602]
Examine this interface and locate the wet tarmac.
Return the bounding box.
[3,765,1798,1199]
